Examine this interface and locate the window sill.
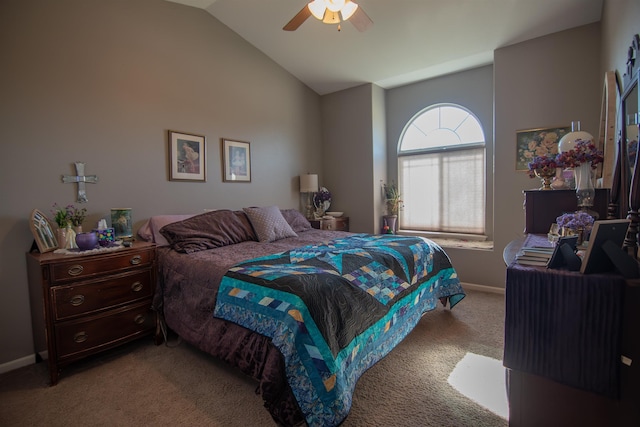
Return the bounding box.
[397,230,494,250]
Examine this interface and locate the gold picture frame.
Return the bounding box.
[29,209,58,253]
[515,126,571,171]
[168,130,206,182]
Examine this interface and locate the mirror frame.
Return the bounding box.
[621,34,639,166]
[29,209,58,253]
[599,70,619,188]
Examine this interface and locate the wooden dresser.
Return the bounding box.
[26,241,157,385]
[523,188,610,234]
[309,216,349,231]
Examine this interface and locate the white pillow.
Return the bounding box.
[243,206,298,243]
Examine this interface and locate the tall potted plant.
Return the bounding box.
[382,181,402,233]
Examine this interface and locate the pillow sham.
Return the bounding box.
[160,210,257,253]
[280,208,312,232]
[243,206,298,243]
[137,214,195,246]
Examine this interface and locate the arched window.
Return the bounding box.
[398,104,486,235]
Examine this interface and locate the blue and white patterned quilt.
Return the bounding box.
[214,234,464,427]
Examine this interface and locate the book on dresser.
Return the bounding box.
[515,246,554,266]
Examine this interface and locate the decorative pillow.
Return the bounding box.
[243,206,298,243]
[137,214,195,246]
[160,210,257,253]
[280,208,312,232]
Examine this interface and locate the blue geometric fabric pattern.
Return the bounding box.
[214,234,464,427]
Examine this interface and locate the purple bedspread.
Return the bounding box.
[155,229,351,426]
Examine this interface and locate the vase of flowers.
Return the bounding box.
[555,139,603,213]
[313,187,332,218]
[68,205,87,233]
[51,203,86,248]
[556,211,595,245]
[528,155,558,190]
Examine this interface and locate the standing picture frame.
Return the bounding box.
[580,219,631,274]
[515,126,571,171]
[29,209,58,253]
[168,130,206,182]
[222,138,251,182]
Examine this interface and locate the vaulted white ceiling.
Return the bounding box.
[165,0,603,95]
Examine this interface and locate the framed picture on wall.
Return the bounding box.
[515,126,571,171]
[169,130,206,182]
[222,138,251,182]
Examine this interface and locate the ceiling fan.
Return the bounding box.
[283,0,373,32]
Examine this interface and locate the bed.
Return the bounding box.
[139,207,465,426]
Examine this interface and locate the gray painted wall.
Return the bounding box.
[0,0,322,367]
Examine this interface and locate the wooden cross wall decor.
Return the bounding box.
[62,162,98,203]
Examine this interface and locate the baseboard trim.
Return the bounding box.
[462,282,505,294]
[0,354,35,375]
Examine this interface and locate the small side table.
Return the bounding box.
[309,217,349,232]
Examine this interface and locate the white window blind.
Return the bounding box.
[398,104,486,235]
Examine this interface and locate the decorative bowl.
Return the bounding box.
[76,232,98,251]
[326,212,343,217]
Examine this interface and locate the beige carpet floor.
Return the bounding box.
[0,289,508,427]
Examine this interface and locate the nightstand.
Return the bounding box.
[310,216,349,232]
[26,241,157,385]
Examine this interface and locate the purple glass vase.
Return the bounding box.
[76,232,98,251]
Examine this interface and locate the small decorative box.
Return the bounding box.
[93,228,115,246]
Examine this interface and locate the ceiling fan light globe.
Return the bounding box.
[308,0,326,20]
[340,1,358,20]
[322,11,341,24]
[326,0,345,12]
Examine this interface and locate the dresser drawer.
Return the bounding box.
[50,249,154,283]
[52,270,153,320]
[55,303,155,359]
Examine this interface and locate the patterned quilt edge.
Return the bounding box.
[214,266,463,427]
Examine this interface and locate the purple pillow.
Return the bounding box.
[160,210,257,253]
[280,209,312,232]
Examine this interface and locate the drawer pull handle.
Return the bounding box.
[131,281,143,292]
[68,265,84,276]
[73,332,88,343]
[130,255,142,265]
[70,295,85,306]
[134,314,146,325]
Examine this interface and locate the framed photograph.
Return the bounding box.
[169,130,206,182]
[222,138,251,182]
[580,219,630,274]
[515,126,571,171]
[29,209,58,253]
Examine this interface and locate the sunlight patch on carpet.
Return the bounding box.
[447,352,508,419]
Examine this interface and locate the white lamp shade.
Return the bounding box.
[300,174,319,192]
[558,121,594,152]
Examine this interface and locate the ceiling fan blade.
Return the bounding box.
[349,6,373,32]
[283,5,312,31]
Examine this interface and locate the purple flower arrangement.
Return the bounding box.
[313,187,332,206]
[556,211,594,232]
[528,139,604,179]
[555,139,604,169]
[527,155,559,178]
